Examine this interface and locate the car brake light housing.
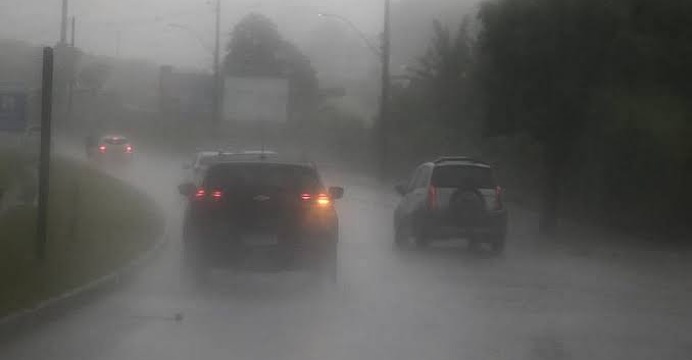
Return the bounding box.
[194,188,206,200]
[98,145,107,153]
[193,188,224,202]
[316,193,331,206]
[495,186,504,210]
[427,186,437,210]
[301,193,331,207]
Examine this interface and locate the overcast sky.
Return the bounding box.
[0,0,479,70]
[0,0,384,68]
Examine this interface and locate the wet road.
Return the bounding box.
[2,151,692,360]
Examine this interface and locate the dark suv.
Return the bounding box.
[393,157,508,253]
[178,160,344,280]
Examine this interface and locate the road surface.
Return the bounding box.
[1,150,692,360]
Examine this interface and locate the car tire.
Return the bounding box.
[395,220,427,249]
[182,240,209,286]
[487,234,506,255]
[394,221,412,249]
[323,246,338,283]
[469,234,506,256]
[312,242,337,286]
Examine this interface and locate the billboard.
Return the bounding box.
[223,77,289,123]
[0,90,28,132]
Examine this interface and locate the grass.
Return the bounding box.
[0,149,21,192]
[0,158,164,318]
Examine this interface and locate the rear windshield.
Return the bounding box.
[103,138,128,145]
[431,165,496,189]
[198,155,218,166]
[205,164,320,191]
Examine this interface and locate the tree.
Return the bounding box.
[224,13,319,122]
[476,0,692,234]
[477,0,621,234]
[411,19,477,143]
[78,62,111,92]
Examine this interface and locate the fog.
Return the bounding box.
[2,0,692,359]
[0,0,479,68]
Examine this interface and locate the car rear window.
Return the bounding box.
[103,138,128,145]
[431,165,496,189]
[198,155,218,166]
[205,163,320,191]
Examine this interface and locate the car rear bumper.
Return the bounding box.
[184,223,337,269]
[421,210,508,239]
[95,152,132,161]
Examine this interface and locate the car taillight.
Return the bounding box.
[300,193,331,206]
[427,186,437,210]
[193,188,224,201]
[98,145,107,153]
[316,193,331,206]
[194,188,206,200]
[125,145,133,153]
[495,186,504,210]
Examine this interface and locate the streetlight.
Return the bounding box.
[166,0,222,130]
[168,23,214,54]
[318,0,391,182]
[317,13,381,57]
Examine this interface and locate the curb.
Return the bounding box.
[0,228,170,338]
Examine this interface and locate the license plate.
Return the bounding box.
[243,234,279,247]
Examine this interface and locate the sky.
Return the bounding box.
[0,0,480,70]
[0,0,391,69]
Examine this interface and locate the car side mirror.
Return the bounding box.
[328,186,345,200]
[178,183,195,196]
[394,183,407,196]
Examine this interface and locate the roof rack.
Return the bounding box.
[433,156,490,165]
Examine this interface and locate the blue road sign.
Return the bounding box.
[0,91,28,132]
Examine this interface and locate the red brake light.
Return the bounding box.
[194,188,206,200]
[495,186,503,210]
[427,186,437,210]
[193,188,223,201]
[125,145,133,153]
[98,145,107,153]
[301,193,331,206]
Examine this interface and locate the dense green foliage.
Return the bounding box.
[224,13,320,123]
[389,0,692,236]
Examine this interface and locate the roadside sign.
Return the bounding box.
[0,90,28,132]
[223,77,289,124]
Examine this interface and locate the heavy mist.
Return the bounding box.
[1,0,692,359]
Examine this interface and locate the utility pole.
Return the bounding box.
[66,16,76,127]
[378,0,391,182]
[37,47,54,261]
[60,0,69,45]
[212,0,222,130]
[116,31,121,57]
[70,17,76,46]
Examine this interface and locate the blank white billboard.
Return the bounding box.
[223,77,289,123]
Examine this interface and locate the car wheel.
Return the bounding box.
[469,234,506,256]
[311,242,337,286]
[468,236,483,253]
[487,234,506,255]
[394,222,412,248]
[182,242,208,285]
[395,221,427,249]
